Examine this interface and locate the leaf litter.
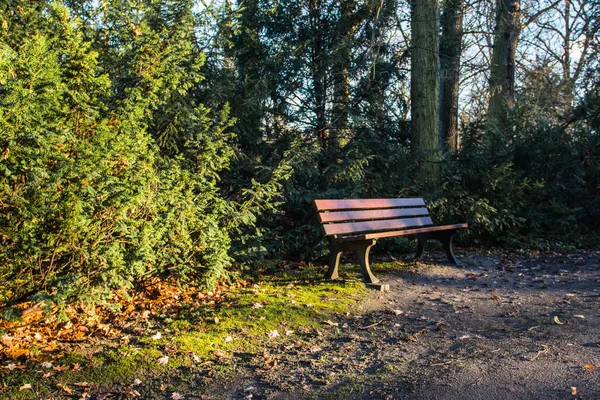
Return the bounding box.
[1,253,600,398]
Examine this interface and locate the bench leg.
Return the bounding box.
[325,239,379,284]
[440,230,460,265]
[326,243,342,280]
[414,233,427,261]
[354,239,379,284]
[414,230,460,265]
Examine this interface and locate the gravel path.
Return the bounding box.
[216,251,600,400]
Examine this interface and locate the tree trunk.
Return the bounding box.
[439,0,464,152]
[411,0,442,190]
[330,0,357,157]
[234,0,263,151]
[309,0,328,153]
[562,0,573,109]
[487,0,521,141]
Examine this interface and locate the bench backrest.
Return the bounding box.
[314,198,433,237]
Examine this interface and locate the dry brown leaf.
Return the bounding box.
[213,349,227,359]
[570,386,577,396]
[5,347,29,359]
[324,320,338,327]
[1,335,12,346]
[583,364,596,370]
[57,383,72,394]
[553,316,564,325]
[157,356,169,366]
[19,383,32,391]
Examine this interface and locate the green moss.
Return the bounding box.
[370,260,415,274]
[176,279,364,357]
[0,268,365,399]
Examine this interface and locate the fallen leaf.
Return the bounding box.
[571,386,577,396]
[574,315,585,319]
[5,347,30,358]
[19,384,32,391]
[1,335,12,346]
[268,330,280,339]
[151,332,162,340]
[171,393,185,400]
[6,363,17,371]
[553,316,564,325]
[74,382,91,387]
[213,349,227,358]
[57,383,73,394]
[157,356,169,366]
[41,361,53,369]
[285,330,294,336]
[324,320,338,327]
[134,378,142,385]
[490,294,501,301]
[583,364,596,370]
[224,335,233,343]
[252,303,263,309]
[392,310,404,316]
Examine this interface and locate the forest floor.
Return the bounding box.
[1,249,599,399]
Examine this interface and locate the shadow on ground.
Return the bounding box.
[203,250,600,400]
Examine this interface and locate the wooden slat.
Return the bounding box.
[335,223,469,241]
[323,217,433,236]
[314,198,425,211]
[319,207,430,223]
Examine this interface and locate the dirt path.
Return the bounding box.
[211,251,600,399]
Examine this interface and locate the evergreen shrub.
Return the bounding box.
[0,4,237,309]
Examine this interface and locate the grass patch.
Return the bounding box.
[0,264,366,399]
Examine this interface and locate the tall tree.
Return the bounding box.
[233,0,265,152]
[330,0,358,157]
[487,0,521,137]
[411,0,442,189]
[309,0,329,153]
[439,0,464,152]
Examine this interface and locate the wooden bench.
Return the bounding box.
[314,198,468,284]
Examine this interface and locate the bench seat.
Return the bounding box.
[335,223,469,242]
[314,198,468,284]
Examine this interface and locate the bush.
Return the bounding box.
[0,4,237,309]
